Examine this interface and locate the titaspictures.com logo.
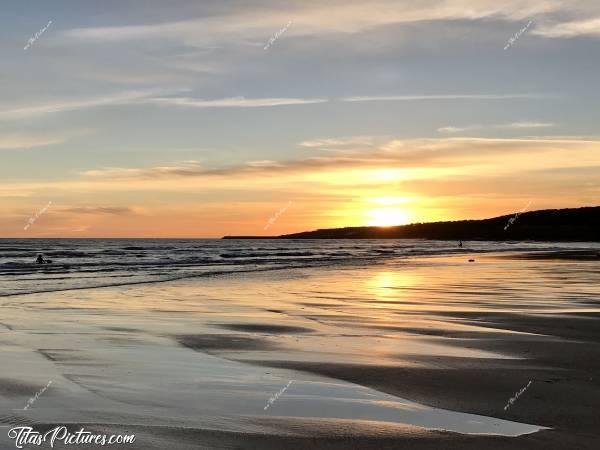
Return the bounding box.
[8,426,136,448]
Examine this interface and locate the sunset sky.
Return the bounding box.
[2,0,599,237]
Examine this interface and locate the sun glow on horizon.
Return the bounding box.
[366,207,410,227]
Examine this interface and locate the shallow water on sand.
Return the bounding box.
[6,249,598,446]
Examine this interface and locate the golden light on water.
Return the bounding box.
[367,271,420,305]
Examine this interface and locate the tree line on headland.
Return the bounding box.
[223,206,600,241]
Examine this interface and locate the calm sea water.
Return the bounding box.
[1,239,598,296]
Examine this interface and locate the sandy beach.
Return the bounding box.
[1,247,599,449]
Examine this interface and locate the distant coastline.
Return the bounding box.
[223,206,600,241]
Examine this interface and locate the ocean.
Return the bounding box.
[1,239,598,296]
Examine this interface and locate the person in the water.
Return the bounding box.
[458,241,463,248]
[36,254,52,264]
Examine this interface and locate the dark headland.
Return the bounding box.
[223,206,600,241]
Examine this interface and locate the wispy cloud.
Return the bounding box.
[438,122,554,133]
[148,96,328,108]
[0,130,85,150]
[0,89,187,120]
[507,121,554,129]
[246,160,283,168]
[83,161,206,179]
[61,207,135,215]
[58,0,584,47]
[342,94,552,103]
[0,89,555,121]
[534,18,600,38]
[299,136,379,148]
[437,126,469,134]
[78,137,600,182]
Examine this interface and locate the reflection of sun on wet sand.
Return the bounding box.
[0,251,599,449]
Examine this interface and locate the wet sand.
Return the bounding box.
[1,251,599,449]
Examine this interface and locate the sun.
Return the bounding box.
[366,208,410,227]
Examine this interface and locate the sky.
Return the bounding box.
[1,0,599,237]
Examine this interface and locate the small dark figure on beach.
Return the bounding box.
[458,241,463,248]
